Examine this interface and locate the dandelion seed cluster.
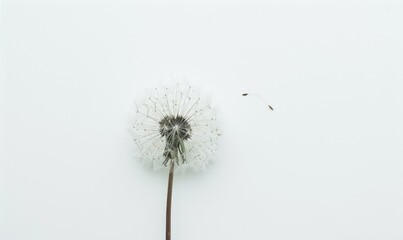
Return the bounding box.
[133,83,220,171]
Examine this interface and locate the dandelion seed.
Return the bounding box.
[242,92,274,111]
[132,83,221,240]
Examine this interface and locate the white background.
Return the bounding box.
[1,0,403,239]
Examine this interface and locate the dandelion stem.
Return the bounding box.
[166,160,175,240]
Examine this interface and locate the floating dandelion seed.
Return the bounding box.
[242,92,274,111]
[132,83,221,240]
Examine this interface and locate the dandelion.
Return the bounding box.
[132,83,220,240]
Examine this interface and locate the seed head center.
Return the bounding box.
[159,115,192,141]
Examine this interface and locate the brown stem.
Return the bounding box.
[166,161,175,240]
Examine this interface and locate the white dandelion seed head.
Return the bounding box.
[132,83,221,172]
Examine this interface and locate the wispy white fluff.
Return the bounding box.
[132,83,221,171]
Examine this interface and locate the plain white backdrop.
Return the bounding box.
[1,0,403,239]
